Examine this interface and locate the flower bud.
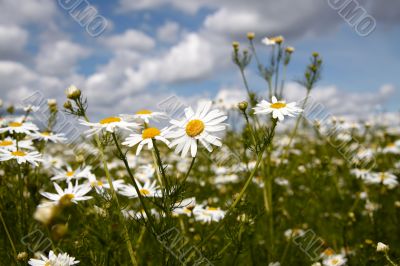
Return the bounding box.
[232,41,239,51]
[247,32,255,40]
[52,224,68,240]
[238,101,248,111]
[65,85,81,100]
[47,99,57,107]
[377,242,389,252]
[272,35,284,44]
[17,252,28,261]
[63,101,73,110]
[285,46,295,53]
[312,52,319,58]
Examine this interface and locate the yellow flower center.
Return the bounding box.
[59,193,75,206]
[41,131,51,136]
[136,109,152,115]
[324,249,334,256]
[270,102,287,109]
[11,151,26,157]
[100,117,121,124]
[387,143,395,147]
[142,128,161,139]
[380,173,387,181]
[207,207,218,211]
[331,259,339,265]
[66,171,75,177]
[139,189,150,196]
[186,119,205,137]
[0,140,13,146]
[9,122,22,127]
[45,262,51,266]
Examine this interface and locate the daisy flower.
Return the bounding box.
[167,101,227,158]
[0,150,42,166]
[0,137,34,151]
[32,131,67,143]
[80,116,140,136]
[261,37,277,46]
[173,197,197,217]
[0,121,38,135]
[28,250,79,266]
[51,165,92,182]
[40,181,92,206]
[124,109,167,124]
[253,96,302,121]
[364,172,398,189]
[193,205,225,223]
[122,127,170,155]
[322,254,347,266]
[118,180,161,198]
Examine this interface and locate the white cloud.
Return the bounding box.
[0,25,28,58]
[0,0,57,26]
[103,29,155,51]
[157,21,180,43]
[35,40,90,76]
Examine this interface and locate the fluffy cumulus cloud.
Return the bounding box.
[0,25,29,60]
[103,29,156,51]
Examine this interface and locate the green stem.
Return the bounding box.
[151,139,169,193]
[111,133,156,233]
[384,251,398,266]
[83,116,137,266]
[0,211,17,260]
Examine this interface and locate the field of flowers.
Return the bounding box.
[0,34,399,266]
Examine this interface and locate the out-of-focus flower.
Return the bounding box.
[0,150,42,166]
[193,205,225,223]
[80,116,140,136]
[254,96,302,121]
[65,85,81,100]
[40,181,92,206]
[118,180,161,198]
[376,242,389,252]
[32,131,67,143]
[0,121,38,135]
[28,250,79,266]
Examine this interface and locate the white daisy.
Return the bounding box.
[122,127,170,155]
[32,131,67,143]
[0,137,34,151]
[40,181,92,206]
[80,116,140,136]
[322,254,347,266]
[28,250,79,266]
[261,37,276,46]
[118,180,161,198]
[0,150,42,166]
[193,205,225,223]
[0,121,38,135]
[364,172,398,189]
[127,109,167,124]
[167,101,227,158]
[51,165,92,182]
[173,197,197,217]
[135,164,155,183]
[254,96,302,121]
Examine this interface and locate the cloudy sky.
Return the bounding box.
[0,0,399,119]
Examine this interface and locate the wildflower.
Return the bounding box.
[253,96,302,121]
[214,174,239,185]
[124,109,167,124]
[65,85,81,100]
[193,205,225,223]
[0,137,34,151]
[22,105,40,112]
[167,101,227,157]
[47,99,57,107]
[32,131,67,143]
[0,150,42,166]
[0,121,38,135]
[122,127,170,155]
[376,242,389,252]
[51,165,92,182]
[80,116,140,136]
[33,202,59,225]
[261,37,276,46]
[118,180,161,198]
[284,228,305,239]
[17,252,28,262]
[28,250,79,266]
[285,46,295,53]
[238,101,248,111]
[135,164,156,183]
[40,181,92,206]
[322,254,347,266]
[173,197,197,217]
[364,172,398,189]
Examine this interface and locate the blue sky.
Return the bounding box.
[0,0,399,119]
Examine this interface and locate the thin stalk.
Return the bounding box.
[111,133,156,233]
[274,44,282,96]
[151,139,169,193]
[384,251,398,266]
[182,156,196,184]
[0,211,17,260]
[279,64,287,99]
[82,116,137,266]
[239,67,252,100]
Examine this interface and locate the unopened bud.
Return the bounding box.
[52,224,68,240]
[285,46,295,53]
[238,101,248,111]
[65,85,81,100]
[247,32,255,40]
[376,242,389,252]
[63,101,73,110]
[312,52,319,58]
[232,41,239,51]
[17,252,28,261]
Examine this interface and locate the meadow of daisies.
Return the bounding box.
[0,33,399,266]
